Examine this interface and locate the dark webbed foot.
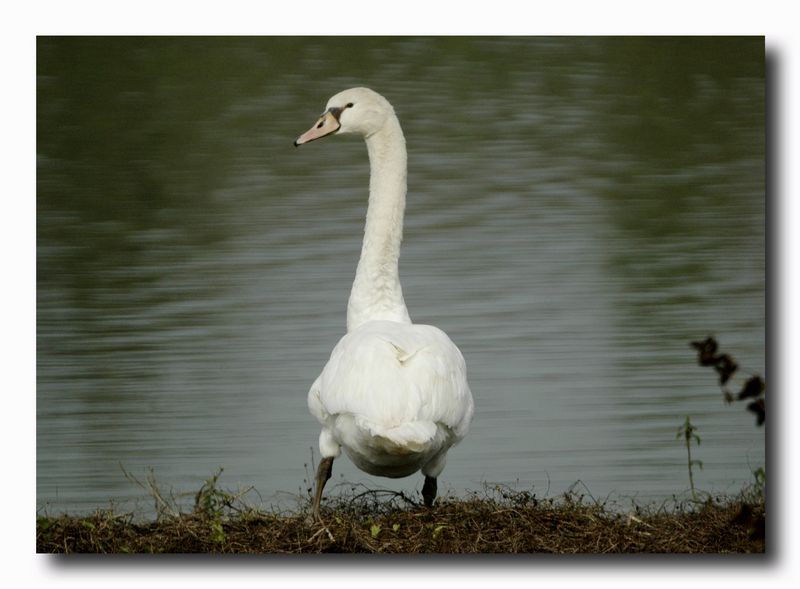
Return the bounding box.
[422,475,437,507]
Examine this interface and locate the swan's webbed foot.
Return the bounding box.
[312,456,334,522]
[422,475,437,508]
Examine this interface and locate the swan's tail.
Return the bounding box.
[356,417,438,454]
[336,416,446,477]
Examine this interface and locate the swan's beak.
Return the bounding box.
[294,109,341,146]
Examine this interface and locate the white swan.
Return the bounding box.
[295,88,474,518]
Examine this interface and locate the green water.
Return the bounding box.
[37,37,765,514]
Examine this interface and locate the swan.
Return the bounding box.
[295,88,475,519]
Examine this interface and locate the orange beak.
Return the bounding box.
[294,109,341,146]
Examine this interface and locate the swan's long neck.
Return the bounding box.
[347,115,411,331]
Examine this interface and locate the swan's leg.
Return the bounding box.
[312,456,334,521]
[422,475,437,507]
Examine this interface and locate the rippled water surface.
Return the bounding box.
[37,37,765,514]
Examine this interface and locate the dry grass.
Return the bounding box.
[36,483,765,554]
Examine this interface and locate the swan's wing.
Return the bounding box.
[307,374,326,422]
[309,321,474,441]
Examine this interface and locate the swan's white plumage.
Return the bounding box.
[309,321,473,477]
[300,87,474,489]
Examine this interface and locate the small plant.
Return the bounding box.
[677,416,703,501]
[688,336,766,507]
[690,337,765,426]
[751,466,766,502]
[752,466,766,487]
[119,464,179,520]
[194,468,232,545]
[194,469,230,517]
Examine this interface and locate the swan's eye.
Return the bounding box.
[346,102,354,108]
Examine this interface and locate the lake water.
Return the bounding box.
[37,37,765,516]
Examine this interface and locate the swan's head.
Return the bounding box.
[294,87,395,146]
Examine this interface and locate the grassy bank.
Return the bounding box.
[36,484,765,554]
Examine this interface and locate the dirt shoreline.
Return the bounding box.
[36,486,765,554]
